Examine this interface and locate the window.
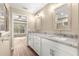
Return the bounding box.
[14,23,26,33]
[13,15,27,37]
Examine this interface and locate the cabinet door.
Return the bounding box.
[0,40,10,56]
[33,36,41,55]
[41,38,55,56]
[48,41,74,56]
[41,38,62,56]
[28,34,34,48]
[51,42,77,56]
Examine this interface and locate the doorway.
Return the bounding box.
[0,3,11,56]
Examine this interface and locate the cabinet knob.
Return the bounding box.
[50,49,55,56]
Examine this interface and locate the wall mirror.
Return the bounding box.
[55,4,72,31]
[0,3,9,37]
[0,4,7,31]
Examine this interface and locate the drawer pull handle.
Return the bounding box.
[50,49,55,56]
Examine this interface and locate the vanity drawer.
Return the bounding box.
[42,38,77,56]
[48,39,77,56]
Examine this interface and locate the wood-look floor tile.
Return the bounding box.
[13,37,37,56]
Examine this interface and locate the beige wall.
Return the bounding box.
[27,13,36,32]
[71,4,79,35]
[30,3,78,35]
[38,6,54,33]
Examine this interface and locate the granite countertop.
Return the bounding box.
[32,33,78,48]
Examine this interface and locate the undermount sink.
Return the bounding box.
[52,36,68,41]
[58,37,68,41]
[41,34,77,42]
[43,34,68,41]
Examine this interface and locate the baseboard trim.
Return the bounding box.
[27,46,39,56]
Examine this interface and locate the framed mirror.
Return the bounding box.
[55,4,72,31]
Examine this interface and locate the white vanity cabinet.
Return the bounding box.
[28,33,78,56]
[28,33,41,55]
[41,38,77,56]
[33,35,41,55]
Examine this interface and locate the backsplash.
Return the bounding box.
[53,33,79,39]
[28,31,79,39]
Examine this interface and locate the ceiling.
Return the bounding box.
[10,3,47,14]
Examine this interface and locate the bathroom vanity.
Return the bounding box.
[27,3,79,56]
[27,32,78,56]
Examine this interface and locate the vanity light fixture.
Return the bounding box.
[17,15,22,20]
[39,11,44,18]
[15,15,27,21]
